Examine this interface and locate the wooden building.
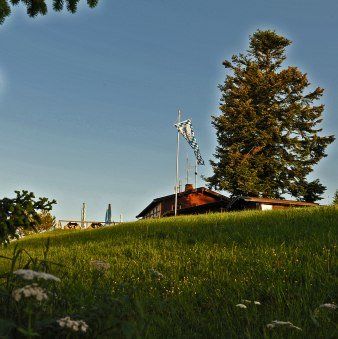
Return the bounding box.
[136,184,229,219]
[136,185,319,219]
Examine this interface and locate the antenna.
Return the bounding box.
[186,157,197,188]
[195,158,198,188]
[186,156,189,184]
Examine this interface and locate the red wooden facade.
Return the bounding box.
[136,185,319,219]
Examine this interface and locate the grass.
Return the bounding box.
[0,207,337,338]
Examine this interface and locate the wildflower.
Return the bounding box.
[319,303,337,311]
[241,299,261,305]
[149,268,164,279]
[12,283,48,302]
[236,304,247,309]
[57,316,88,332]
[90,260,110,271]
[266,320,302,331]
[13,269,60,282]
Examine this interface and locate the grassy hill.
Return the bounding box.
[1,207,337,338]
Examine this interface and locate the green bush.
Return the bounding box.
[0,191,56,245]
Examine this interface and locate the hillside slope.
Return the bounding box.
[1,207,337,338]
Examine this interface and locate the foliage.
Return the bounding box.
[0,190,56,245]
[332,190,338,206]
[206,30,335,202]
[0,0,99,25]
[1,207,337,338]
[19,210,56,237]
[36,210,56,232]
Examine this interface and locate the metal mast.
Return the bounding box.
[174,110,181,216]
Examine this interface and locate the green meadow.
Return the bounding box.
[1,207,337,338]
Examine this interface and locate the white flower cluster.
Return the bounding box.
[57,317,89,332]
[90,260,110,271]
[266,320,302,331]
[149,268,164,279]
[242,299,261,305]
[13,269,60,282]
[236,299,261,309]
[319,303,337,311]
[235,304,247,309]
[12,283,48,302]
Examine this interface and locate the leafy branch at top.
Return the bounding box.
[0,0,99,25]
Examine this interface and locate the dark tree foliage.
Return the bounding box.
[0,190,56,245]
[332,190,338,206]
[206,30,335,202]
[0,0,99,24]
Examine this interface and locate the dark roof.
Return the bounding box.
[136,187,225,218]
[241,196,319,207]
[166,196,318,217]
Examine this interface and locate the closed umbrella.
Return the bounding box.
[105,204,112,225]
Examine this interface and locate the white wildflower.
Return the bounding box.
[236,304,247,309]
[13,269,60,282]
[90,260,110,271]
[57,316,88,333]
[149,268,164,279]
[12,283,48,302]
[241,299,261,305]
[266,320,302,331]
[80,323,89,332]
[319,303,337,311]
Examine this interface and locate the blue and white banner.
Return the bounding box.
[175,119,205,165]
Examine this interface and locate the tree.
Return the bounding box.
[206,30,335,202]
[19,210,56,236]
[332,190,338,206]
[0,190,56,245]
[0,0,99,25]
[37,210,56,231]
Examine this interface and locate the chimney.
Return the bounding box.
[185,184,194,191]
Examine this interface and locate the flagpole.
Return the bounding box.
[175,110,181,216]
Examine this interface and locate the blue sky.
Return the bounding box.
[1,0,337,221]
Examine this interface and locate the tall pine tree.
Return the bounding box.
[206,30,335,202]
[332,190,338,205]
